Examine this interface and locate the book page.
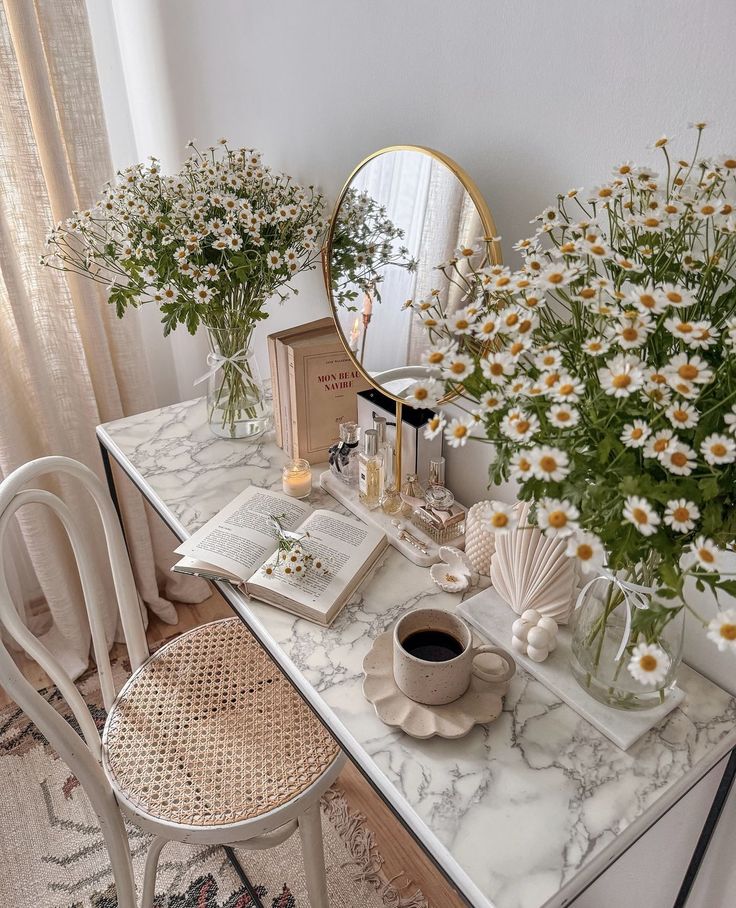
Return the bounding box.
[247,509,385,616]
[174,486,311,580]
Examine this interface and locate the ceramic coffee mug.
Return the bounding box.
[393,608,516,705]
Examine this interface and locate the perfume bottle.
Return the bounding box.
[374,416,401,514]
[358,429,384,510]
[412,457,465,543]
[329,421,360,486]
[372,417,393,486]
[400,473,426,517]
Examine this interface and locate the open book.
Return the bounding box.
[172,486,388,626]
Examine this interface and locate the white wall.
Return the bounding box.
[86,4,736,903]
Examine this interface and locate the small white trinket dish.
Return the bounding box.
[429,546,473,593]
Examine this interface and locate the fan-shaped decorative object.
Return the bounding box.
[490,502,576,624]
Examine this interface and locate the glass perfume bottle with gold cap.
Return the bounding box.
[358,429,384,510]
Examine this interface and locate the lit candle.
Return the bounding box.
[282,458,312,499]
[349,316,361,352]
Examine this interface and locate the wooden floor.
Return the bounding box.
[1,591,465,907]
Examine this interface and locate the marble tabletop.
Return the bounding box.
[98,397,736,908]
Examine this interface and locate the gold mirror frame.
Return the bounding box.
[322,145,502,484]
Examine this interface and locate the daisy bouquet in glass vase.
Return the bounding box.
[42,139,325,439]
[409,127,736,709]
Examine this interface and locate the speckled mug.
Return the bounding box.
[393,608,515,705]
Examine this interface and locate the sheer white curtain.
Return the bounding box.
[0,0,207,679]
[353,152,432,372]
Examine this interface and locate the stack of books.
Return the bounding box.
[267,317,371,463]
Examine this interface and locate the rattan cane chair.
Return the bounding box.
[0,456,345,908]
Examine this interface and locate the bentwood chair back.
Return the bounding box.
[0,456,344,907]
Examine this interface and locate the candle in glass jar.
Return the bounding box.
[282,459,312,499]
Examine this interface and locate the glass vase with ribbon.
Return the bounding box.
[569,554,685,711]
[196,322,270,440]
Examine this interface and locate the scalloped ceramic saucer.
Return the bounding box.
[362,630,510,739]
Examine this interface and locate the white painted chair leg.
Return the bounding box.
[298,803,329,908]
[141,835,168,908]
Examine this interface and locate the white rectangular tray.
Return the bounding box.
[320,469,465,567]
[458,586,685,750]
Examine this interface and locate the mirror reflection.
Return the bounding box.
[328,148,494,399]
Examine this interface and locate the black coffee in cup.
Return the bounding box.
[401,629,465,663]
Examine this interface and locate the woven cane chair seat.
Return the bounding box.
[102,617,340,827]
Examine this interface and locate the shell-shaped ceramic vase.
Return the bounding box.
[490,501,576,624]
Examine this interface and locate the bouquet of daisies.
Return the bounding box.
[42,139,325,435]
[409,126,736,672]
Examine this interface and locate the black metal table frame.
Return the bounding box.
[98,437,734,908]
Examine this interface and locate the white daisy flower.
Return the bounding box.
[707,609,736,652]
[550,374,584,403]
[480,351,516,383]
[692,535,721,571]
[660,283,697,308]
[423,413,446,440]
[664,499,700,533]
[701,433,736,465]
[666,402,699,430]
[565,530,606,573]
[598,354,645,398]
[589,183,620,203]
[193,284,214,305]
[621,420,651,448]
[694,199,720,219]
[442,352,475,382]
[664,352,714,390]
[530,445,570,482]
[445,306,478,335]
[628,642,670,687]
[689,321,719,349]
[534,348,563,372]
[444,416,477,448]
[472,315,500,340]
[659,441,697,476]
[509,450,535,481]
[636,211,667,233]
[160,284,178,302]
[537,263,577,290]
[536,498,579,538]
[393,358,435,402]
[535,206,559,225]
[483,501,518,533]
[421,344,457,372]
[644,429,675,459]
[623,495,660,536]
[500,409,540,443]
[582,336,611,356]
[548,404,580,428]
[506,337,533,360]
[479,390,505,413]
[628,285,667,315]
[266,250,283,269]
[615,316,652,349]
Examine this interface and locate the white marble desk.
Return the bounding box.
[97,397,736,908]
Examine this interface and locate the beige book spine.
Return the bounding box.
[267,334,282,448]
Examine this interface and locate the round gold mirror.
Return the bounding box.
[324,145,501,405]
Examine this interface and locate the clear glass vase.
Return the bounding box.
[569,571,685,711]
[205,333,270,440]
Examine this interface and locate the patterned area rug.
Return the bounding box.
[0,659,428,908]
